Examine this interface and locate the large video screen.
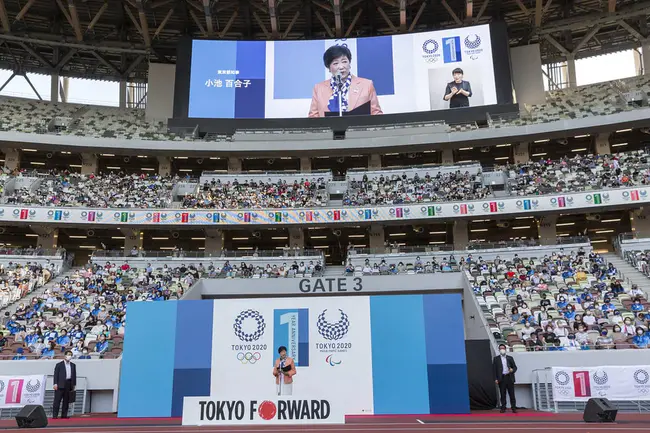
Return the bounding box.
[187,24,497,119]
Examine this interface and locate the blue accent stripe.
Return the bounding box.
[370,295,430,414]
[118,301,178,417]
[423,294,470,414]
[426,364,470,414]
[423,293,467,365]
[171,368,212,417]
[357,36,395,96]
[174,300,214,369]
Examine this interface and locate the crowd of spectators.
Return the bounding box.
[181,178,328,209]
[344,171,490,205]
[345,255,464,275]
[0,260,196,360]
[506,152,650,196]
[470,248,650,351]
[0,261,57,309]
[207,260,324,278]
[5,172,175,208]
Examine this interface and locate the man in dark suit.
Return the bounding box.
[493,343,518,413]
[52,350,76,419]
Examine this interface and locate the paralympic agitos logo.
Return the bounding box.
[198,399,332,422]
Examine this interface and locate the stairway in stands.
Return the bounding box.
[602,252,649,294]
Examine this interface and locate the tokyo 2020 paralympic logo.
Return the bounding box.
[317,309,349,341]
[233,310,266,342]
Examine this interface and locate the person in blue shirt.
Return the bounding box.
[45,327,58,342]
[70,325,85,344]
[41,341,57,359]
[78,349,91,360]
[13,348,27,361]
[94,335,109,355]
[631,299,645,312]
[6,316,20,335]
[632,327,650,349]
[24,329,39,346]
[56,330,71,347]
[564,305,576,320]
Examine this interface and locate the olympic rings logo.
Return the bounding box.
[237,352,261,364]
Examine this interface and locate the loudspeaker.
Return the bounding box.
[583,398,618,423]
[15,405,48,428]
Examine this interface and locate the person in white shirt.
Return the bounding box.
[582,311,596,326]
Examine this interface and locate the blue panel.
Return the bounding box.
[442,36,462,63]
[273,40,325,99]
[171,368,212,417]
[273,309,309,366]
[370,295,430,414]
[234,78,266,118]
[188,40,237,118]
[423,293,467,365]
[427,364,470,414]
[118,301,177,417]
[236,41,266,79]
[174,300,214,369]
[357,36,395,96]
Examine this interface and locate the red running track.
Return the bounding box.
[0,411,649,432]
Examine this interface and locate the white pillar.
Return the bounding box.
[453,220,468,251]
[538,215,558,245]
[513,143,530,164]
[368,225,385,252]
[119,80,127,108]
[228,157,242,173]
[566,54,577,89]
[121,228,143,255]
[642,43,650,75]
[368,154,381,170]
[4,148,20,171]
[81,153,98,175]
[204,229,224,257]
[441,149,454,165]
[300,157,312,172]
[157,156,172,176]
[289,227,305,251]
[594,134,611,155]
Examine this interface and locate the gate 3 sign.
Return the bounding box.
[298,277,363,293]
[182,396,345,425]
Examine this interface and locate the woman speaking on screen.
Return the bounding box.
[308,45,383,118]
[273,346,296,396]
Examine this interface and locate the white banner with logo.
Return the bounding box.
[0,375,47,408]
[182,396,345,426]
[551,366,650,402]
[210,297,374,415]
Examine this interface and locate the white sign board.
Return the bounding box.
[182,396,345,425]
[0,375,47,409]
[551,366,650,402]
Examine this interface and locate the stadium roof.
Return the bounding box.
[0,0,647,82]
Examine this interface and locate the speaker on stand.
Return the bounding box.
[583,398,618,423]
[15,405,48,428]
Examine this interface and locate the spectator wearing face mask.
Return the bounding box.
[94,335,109,354]
[41,341,56,359]
[596,329,614,350]
[56,330,71,347]
[575,326,590,347]
[631,298,646,312]
[52,350,76,419]
[632,327,650,349]
[493,344,518,413]
[582,310,596,326]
